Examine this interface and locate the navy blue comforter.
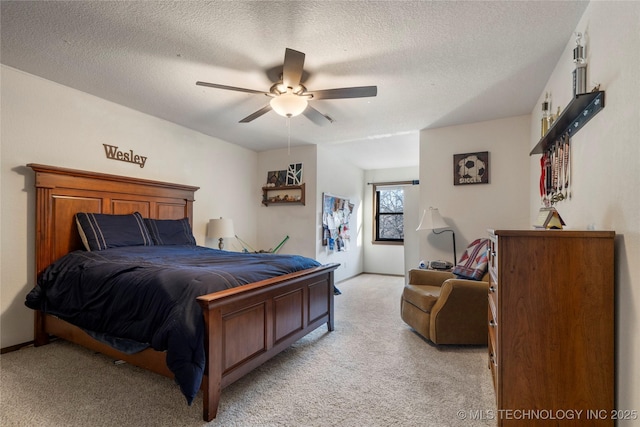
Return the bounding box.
[25,246,321,404]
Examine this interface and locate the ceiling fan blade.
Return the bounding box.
[196,81,268,95]
[303,105,334,125]
[308,86,377,100]
[239,104,272,123]
[282,48,305,89]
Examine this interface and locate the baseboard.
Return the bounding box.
[336,272,404,284]
[1,340,35,354]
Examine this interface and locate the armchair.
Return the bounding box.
[401,238,490,345]
[401,269,488,345]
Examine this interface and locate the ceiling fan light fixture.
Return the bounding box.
[270,91,308,118]
[197,48,377,123]
[274,83,287,95]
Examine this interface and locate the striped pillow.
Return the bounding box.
[452,238,489,281]
[75,212,154,251]
[144,218,196,246]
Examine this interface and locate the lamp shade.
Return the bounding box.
[416,207,449,231]
[270,91,308,118]
[207,217,235,239]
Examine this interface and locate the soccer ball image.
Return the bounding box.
[457,155,486,184]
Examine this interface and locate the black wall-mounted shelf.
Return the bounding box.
[530,91,605,155]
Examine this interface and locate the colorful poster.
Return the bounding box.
[322,193,353,252]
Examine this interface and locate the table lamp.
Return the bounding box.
[207,217,235,250]
[416,207,457,265]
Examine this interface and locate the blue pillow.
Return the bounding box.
[75,212,154,251]
[144,217,196,246]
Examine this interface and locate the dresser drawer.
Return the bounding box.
[488,304,498,365]
[488,282,498,320]
[487,230,499,284]
[488,325,498,393]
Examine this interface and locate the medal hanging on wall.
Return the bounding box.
[540,154,547,206]
[554,139,564,203]
[541,134,571,206]
[547,143,554,204]
[562,133,571,200]
[552,141,559,202]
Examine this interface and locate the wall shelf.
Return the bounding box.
[530,90,605,155]
[262,183,305,206]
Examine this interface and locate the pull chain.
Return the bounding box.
[286,117,291,155]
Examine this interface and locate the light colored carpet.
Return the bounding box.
[1,274,495,426]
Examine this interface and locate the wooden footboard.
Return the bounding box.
[197,263,338,421]
[37,262,337,421]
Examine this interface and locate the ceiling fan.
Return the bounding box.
[196,48,377,124]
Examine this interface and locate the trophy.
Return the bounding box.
[573,33,587,96]
[541,92,551,137]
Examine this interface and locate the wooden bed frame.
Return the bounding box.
[28,164,339,421]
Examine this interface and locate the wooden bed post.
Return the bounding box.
[327,270,335,332]
[201,306,223,422]
[33,311,49,346]
[33,183,54,346]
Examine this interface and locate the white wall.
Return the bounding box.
[316,146,364,283]
[402,184,420,277]
[0,66,259,348]
[529,2,640,419]
[362,167,419,275]
[256,145,317,258]
[419,115,531,263]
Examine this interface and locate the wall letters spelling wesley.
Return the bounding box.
[103,144,147,168]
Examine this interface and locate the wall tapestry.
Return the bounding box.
[453,151,489,185]
[322,193,353,252]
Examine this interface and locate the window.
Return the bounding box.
[373,184,405,244]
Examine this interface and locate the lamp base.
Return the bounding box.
[218,238,224,250]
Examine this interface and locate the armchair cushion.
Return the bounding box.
[452,238,489,280]
[402,284,441,312]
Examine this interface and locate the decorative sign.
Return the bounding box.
[453,151,489,185]
[103,144,147,168]
[286,163,303,185]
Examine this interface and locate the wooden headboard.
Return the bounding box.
[28,164,199,276]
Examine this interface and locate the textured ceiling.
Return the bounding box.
[0,1,588,169]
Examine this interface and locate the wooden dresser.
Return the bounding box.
[487,229,615,426]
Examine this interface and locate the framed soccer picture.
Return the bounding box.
[453,151,489,185]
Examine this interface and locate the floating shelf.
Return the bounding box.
[262,183,305,206]
[530,91,605,155]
